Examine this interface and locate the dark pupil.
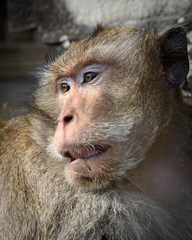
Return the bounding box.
[61,83,70,93]
[84,72,98,82]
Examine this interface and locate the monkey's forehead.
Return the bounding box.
[48,26,157,76]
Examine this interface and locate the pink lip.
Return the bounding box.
[63,145,110,162]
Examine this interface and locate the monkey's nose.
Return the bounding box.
[57,110,74,125]
[63,115,73,124]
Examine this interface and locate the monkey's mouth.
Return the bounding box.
[63,145,110,163]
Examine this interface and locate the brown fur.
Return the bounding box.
[0,25,192,239]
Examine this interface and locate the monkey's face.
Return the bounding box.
[52,63,123,189]
[51,61,158,190]
[41,27,173,190]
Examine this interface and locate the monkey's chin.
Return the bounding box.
[64,156,112,190]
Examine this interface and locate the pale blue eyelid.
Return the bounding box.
[58,78,73,87]
[77,64,108,85]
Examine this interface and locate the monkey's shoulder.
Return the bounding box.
[0,115,32,165]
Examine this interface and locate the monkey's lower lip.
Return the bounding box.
[63,145,110,163]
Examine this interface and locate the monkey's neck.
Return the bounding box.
[129,104,192,206]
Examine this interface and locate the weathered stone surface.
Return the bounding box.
[65,0,192,27]
[8,0,192,43]
[187,31,192,43]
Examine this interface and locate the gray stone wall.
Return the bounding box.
[65,0,192,27]
[8,0,192,43]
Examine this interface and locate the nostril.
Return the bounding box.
[64,115,73,124]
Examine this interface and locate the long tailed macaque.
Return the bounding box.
[0,25,192,239]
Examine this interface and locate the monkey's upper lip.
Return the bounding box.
[63,145,110,163]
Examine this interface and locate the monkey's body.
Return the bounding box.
[0,25,192,239]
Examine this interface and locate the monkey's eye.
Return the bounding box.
[83,72,98,83]
[60,82,70,93]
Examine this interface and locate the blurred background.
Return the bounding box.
[1,0,192,118]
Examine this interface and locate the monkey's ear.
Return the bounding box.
[159,27,189,87]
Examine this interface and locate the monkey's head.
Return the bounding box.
[33,25,189,190]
